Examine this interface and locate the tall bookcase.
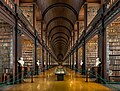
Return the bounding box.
[79,21,84,37]
[107,16,120,82]
[0,20,13,82]
[87,3,100,26]
[86,35,98,67]
[78,48,82,69]
[20,6,33,26]
[37,46,42,69]
[22,37,34,68]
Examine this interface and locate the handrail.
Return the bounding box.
[2,0,15,10]
[105,0,118,9]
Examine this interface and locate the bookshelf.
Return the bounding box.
[79,21,84,37]
[0,19,13,82]
[0,20,13,74]
[107,16,120,82]
[20,6,33,26]
[78,48,82,69]
[37,46,42,69]
[87,4,100,26]
[21,37,34,68]
[37,47,42,62]
[86,35,98,67]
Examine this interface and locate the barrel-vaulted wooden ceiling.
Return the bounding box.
[19,0,101,61]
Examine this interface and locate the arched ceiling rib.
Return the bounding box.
[52,37,68,45]
[46,17,74,30]
[48,25,71,38]
[42,3,78,20]
[50,32,69,41]
[20,0,101,61]
[37,0,81,61]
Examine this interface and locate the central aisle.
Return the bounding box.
[6,67,111,91]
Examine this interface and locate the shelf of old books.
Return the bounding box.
[0,19,13,82]
[78,6,84,37]
[36,21,41,36]
[87,3,100,26]
[73,51,76,69]
[107,16,120,82]
[37,46,42,72]
[86,35,98,67]
[20,5,33,26]
[21,35,34,68]
[86,35,98,78]
[79,21,84,37]
[78,47,83,70]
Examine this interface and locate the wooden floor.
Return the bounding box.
[5,67,111,91]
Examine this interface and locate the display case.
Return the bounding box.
[55,67,66,81]
[55,68,66,74]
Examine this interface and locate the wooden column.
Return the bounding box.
[13,4,18,84]
[42,46,44,72]
[82,0,87,75]
[72,32,75,70]
[77,21,80,39]
[17,30,23,83]
[69,55,71,68]
[49,54,51,68]
[48,53,49,69]
[69,54,71,69]
[14,0,19,6]
[48,53,50,69]
[69,55,70,68]
[98,3,107,82]
[70,37,72,69]
[73,32,75,46]
[45,32,48,70]
[33,3,38,75]
[75,21,79,72]
[72,52,74,70]
[46,51,48,70]
[41,20,45,72]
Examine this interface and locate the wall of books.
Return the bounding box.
[74,51,76,69]
[107,16,120,82]
[37,45,42,72]
[0,19,13,82]
[20,5,33,26]
[87,3,100,26]
[79,21,84,37]
[78,47,83,69]
[21,35,34,68]
[36,21,41,37]
[86,35,98,67]
[78,5,84,37]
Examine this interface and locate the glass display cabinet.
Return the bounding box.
[55,67,66,81]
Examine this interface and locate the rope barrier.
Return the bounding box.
[0,67,120,90]
[74,67,120,90]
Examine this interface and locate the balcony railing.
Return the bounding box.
[105,0,118,9]
[3,0,15,10]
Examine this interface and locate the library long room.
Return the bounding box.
[0,0,120,91]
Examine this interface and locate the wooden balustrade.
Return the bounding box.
[4,0,15,10]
